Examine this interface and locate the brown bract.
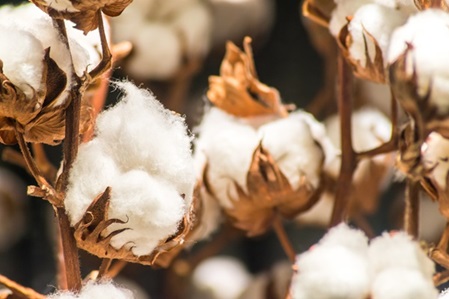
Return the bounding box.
[0,50,91,145]
[74,186,200,268]
[414,0,449,10]
[204,143,320,237]
[207,37,287,118]
[302,0,335,28]
[30,0,133,34]
[337,22,386,83]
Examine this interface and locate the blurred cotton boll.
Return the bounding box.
[191,256,252,299]
[48,281,134,299]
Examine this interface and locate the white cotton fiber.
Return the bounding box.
[48,281,134,299]
[65,81,195,256]
[421,132,449,190]
[441,289,449,299]
[374,0,418,14]
[329,0,371,37]
[319,223,370,254]
[348,3,408,68]
[42,0,79,12]
[388,9,449,114]
[371,268,438,299]
[368,232,435,278]
[0,25,45,99]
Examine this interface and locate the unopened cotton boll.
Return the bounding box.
[421,132,449,190]
[348,3,408,68]
[371,268,438,299]
[48,281,134,299]
[388,9,449,114]
[329,0,371,37]
[368,232,435,278]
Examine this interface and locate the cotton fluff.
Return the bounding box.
[388,9,449,114]
[421,132,449,190]
[291,224,370,299]
[348,3,408,68]
[371,268,438,299]
[329,0,371,37]
[41,0,79,12]
[191,256,252,299]
[374,0,418,14]
[368,232,435,279]
[441,289,449,299]
[195,107,335,209]
[65,81,195,256]
[48,281,133,299]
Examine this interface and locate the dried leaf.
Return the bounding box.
[74,186,200,268]
[31,0,133,34]
[205,143,318,236]
[207,37,287,117]
[302,0,335,28]
[337,22,386,83]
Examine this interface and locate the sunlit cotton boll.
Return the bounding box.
[388,9,449,114]
[329,0,371,37]
[48,281,134,299]
[65,81,195,256]
[421,132,449,190]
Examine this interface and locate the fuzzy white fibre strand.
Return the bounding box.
[65,81,195,256]
[48,281,134,299]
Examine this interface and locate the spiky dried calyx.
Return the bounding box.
[203,143,321,237]
[30,0,133,34]
[207,37,287,118]
[415,0,449,10]
[74,186,200,268]
[0,52,92,145]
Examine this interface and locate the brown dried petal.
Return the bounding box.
[207,37,287,117]
[31,0,133,34]
[337,22,386,83]
[302,0,335,27]
[206,144,317,236]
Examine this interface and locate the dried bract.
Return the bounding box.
[207,37,287,118]
[30,0,133,34]
[302,0,335,27]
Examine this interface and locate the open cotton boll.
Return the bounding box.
[292,246,370,299]
[329,0,371,37]
[421,132,449,190]
[368,231,435,278]
[374,0,418,14]
[125,23,182,79]
[0,25,44,99]
[348,4,408,68]
[48,281,134,299]
[388,9,449,114]
[319,223,369,254]
[171,3,212,58]
[95,81,195,204]
[258,114,323,189]
[107,170,186,256]
[441,289,449,299]
[191,256,252,299]
[371,268,438,299]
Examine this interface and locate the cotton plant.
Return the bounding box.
[111,0,212,81]
[195,37,338,237]
[289,224,438,299]
[47,281,134,299]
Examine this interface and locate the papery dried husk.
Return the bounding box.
[302,0,335,28]
[204,143,320,237]
[74,186,200,268]
[207,37,287,118]
[414,0,449,10]
[30,0,133,34]
[337,22,386,83]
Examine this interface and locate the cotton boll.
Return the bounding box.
[371,268,438,299]
[107,170,186,256]
[191,256,252,299]
[65,140,121,225]
[348,4,408,68]
[190,188,223,241]
[441,289,449,299]
[329,0,371,37]
[95,82,195,204]
[0,25,45,99]
[258,114,323,189]
[388,9,449,114]
[48,281,134,299]
[421,132,449,190]
[292,246,370,299]
[171,3,212,58]
[368,231,435,278]
[319,223,369,254]
[295,191,334,227]
[374,0,418,14]
[125,23,182,80]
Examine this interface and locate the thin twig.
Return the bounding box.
[105,260,128,279]
[434,269,449,287]
[0,275,46,299]
[98,259,113,279]
[404,179,420,237]
[88,12,112,81]
[272,214,296,263]
[1,148,28,171]
[330,52,356,227]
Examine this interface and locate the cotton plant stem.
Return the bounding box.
[88,12,112,81]
[105,260,128,279]
[0,275,46,299]
[330,52,355,227]
[434,269,449,286]
[98,259,113,279]
[1,147,28,172]
[403,179,420,237]
[272,214,296,263]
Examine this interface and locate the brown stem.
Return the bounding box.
[1,148,27,171]
[98,259,113,279]
[404,179,420,237]
[434,269,449,286]
[105,260,128,279]
[0,275,45,299]
[32,143,57,183]
[272,215,296,263]
[330,52,355,227]
[88,12,112,81]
